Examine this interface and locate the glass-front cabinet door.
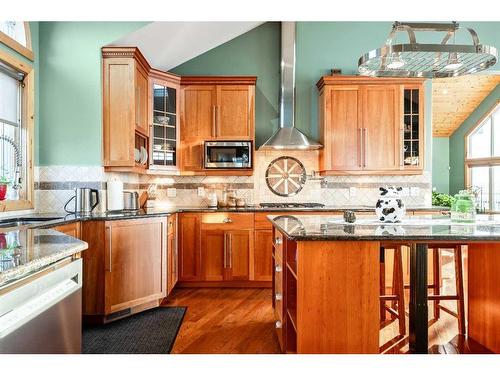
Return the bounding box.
[149,75,180,171]
[402,85,424,171]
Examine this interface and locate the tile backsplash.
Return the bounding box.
[33,150,431,213]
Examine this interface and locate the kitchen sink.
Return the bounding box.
[0,217,63,228]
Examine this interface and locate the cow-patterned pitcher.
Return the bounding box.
[375,186,406,223]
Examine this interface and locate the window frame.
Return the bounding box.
[465,100,500,212]
[0,48,34,212]
[0,22,33,62]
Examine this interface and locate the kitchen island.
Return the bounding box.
[268,214,500,354]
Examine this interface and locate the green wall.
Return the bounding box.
[32,21,500,167]
[172,22,280,147]
[38,22,148,165]
[432,137,450,193]
[449,84,500,194]
[173,22,434,171]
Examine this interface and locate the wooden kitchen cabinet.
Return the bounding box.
[178,213,201,281]
[361,84,401,171]
[178,212,265,286]
[81,217,167,323]
[167,214,178,295]
[254,229,273,281]
[199,229,251,281]
[149,69,181,172]
[179,76,256,174]
[52,222,81,239]
[216,84,254,138]
[102,47,152,173]
[199,214,253,281]
[317,76,425,175]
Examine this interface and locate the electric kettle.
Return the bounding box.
[64,187,99,214]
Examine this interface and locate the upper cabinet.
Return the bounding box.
[102,47,181,174]
[317,76,425,175]
[180,76,256,173]
[101,48,255,176]
[149,69,181,171]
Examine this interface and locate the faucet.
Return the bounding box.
[0,135,22,190]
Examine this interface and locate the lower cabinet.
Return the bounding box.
[167,214,178,295]
[178,213,201,281]
[178,213,264,285]
[51,222,81,239]
[200,229,252,281]
[81,217,167,323]
[254,229,273,281]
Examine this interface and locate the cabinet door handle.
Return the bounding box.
[106,226,112,272]
[212,105,216,137]
[222,217,232,223]
[223,232,228,268]
[400,127,404,167]
[275,320,282,329]
[358,128,363,167]
[216,105,220,137]
[274,236,282,245]
[275,293,282,301]
[275,265,282,272]
[228,234,232,269]
[362,128,367,167]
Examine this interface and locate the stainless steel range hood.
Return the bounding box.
[259,22,322,150]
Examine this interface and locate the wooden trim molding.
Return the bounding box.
[464,101,500,188]
[464,100,500,140]
[149,68,181,84]
[0,49,35,212]
[316,75,427,90]
[181,76,257,86]
[101,46,151,72]
[0,22,34,61]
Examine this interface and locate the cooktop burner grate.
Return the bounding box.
[259,203,325,208]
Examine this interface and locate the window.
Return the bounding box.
[0,22,33,61]
[0,48,34,212]
[465,101,500,212]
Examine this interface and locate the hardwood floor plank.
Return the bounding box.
[162,288,281,354]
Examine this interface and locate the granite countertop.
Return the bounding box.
[0,205,450,233]
[268,214,500,242]
[0,228,88,288]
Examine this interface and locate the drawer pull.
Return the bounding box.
[275,320,282,329]
[274,237,282,245]
[275,265,282,272]
[222,217,233,223]
[275,293,282,301]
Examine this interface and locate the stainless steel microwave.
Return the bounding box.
[204,141,252,169]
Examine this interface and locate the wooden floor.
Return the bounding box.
[161,288,281,354]
[162,286,475,354]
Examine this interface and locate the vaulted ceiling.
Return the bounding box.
[432,75,500,137]
[109,22,263,71]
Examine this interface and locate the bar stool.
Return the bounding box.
[380,246,406,336]
[426,245,466,335]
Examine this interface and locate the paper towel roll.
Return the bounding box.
[107,178,124,211]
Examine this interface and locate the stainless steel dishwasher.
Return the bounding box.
[0,257,83,354]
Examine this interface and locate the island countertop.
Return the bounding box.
[268,214,500,242]
[0,228,88,288]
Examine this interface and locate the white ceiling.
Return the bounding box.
[109,21,264,71]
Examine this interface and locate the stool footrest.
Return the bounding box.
[437,305,459,318]
[380,295,398,301]
[428,295,459,301]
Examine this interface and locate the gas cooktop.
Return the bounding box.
[259,203,325,208]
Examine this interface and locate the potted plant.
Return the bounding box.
[0,175,11,201]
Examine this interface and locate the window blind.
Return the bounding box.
[0,64,22,127]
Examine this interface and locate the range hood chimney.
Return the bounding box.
[259,22,322,150]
